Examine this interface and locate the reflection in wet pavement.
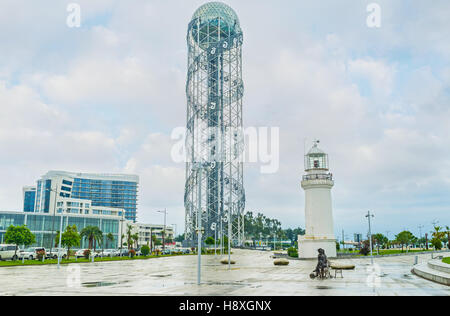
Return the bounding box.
[0,249,448,296]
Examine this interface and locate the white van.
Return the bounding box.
[0,244,19,261]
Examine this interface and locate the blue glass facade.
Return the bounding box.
[0,212,120,249]
[35,179,51,213]
[23,190,36,213]
[71,178,138,222]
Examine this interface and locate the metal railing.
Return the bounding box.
[302,173,333,181]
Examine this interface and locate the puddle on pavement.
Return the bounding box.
[82,280,130,288]
[82,281,117,288]
[316,286,332,290]
[150,274,172,278]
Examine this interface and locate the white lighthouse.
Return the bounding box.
[298,140,337,259]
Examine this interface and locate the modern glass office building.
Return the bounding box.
[29,171,139,222]
[23,186,36,213]
[0,211,123,249]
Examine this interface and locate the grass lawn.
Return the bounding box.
[339,248,435,257]
[443,257,450,265]
[375,249,433,255]
[0,253,196,267]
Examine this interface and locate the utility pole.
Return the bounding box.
[418,225,424,249]
[366,211,374,265]
[342,229,345,251]
[385,231,390,249]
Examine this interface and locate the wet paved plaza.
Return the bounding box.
[0,249,448,296]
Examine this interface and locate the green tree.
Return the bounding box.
[125,224,134,250]
[395,231,416,253]
[205,236,215,247]
[445,226,450,249]
[106,233,115,249]
[372,233,388,253]
[431,226,446,250]
[141,245,150,256]
[56,225,80,259]
[219,235,229,250]
[431,238,442,250]
[152,234,161,247]
[175,233,185,242]
[4,225,35,258]
[80,226,103,250]
[132,233,139,249]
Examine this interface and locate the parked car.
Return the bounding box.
[19,247,46,260]
[75,249,89,259]
[0,244,19,261]
[118,248,130,257]
[46,248,67,260]
[101,249,117,257]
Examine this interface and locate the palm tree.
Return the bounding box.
[80,226,103,250]
[445,226,450,249]
[126,224,134,250]
[106,233,114,249]
[132,234,139,249]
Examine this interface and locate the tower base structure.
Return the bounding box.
[298,236,337,259]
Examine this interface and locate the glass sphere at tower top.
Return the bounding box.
[192,2,240,27]
[189,2,242,50]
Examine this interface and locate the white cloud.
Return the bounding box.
[0,0,449,237]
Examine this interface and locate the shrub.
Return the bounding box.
[141,245,150,256]
[431,238,442,250]
[36,249,45,261]
[287,247,298,258]
[83,249,91,259]
[129,249,136,258]
[360,245,370,256]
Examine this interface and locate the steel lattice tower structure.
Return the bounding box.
[185,2,245,247]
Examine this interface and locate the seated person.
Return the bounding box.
[314,248,329,275]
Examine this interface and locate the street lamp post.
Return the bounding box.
[57,207,65,269]
[220,216,225,255]
[228,203,232,271]
[211,222,217,257]
[171,223,177,242]
[196,167,203,285]
[366,211,375,265]
[45,187,59,257]
[120,213,125,257]
[157,209,168,253]
[191,161,214,285]
[150,227,153,254]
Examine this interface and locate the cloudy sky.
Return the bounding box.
[0,0,449,240]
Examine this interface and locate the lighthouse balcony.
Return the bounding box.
[302,173,333,181]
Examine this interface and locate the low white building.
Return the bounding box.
[55,198,125,218]
[132,223,175,248]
